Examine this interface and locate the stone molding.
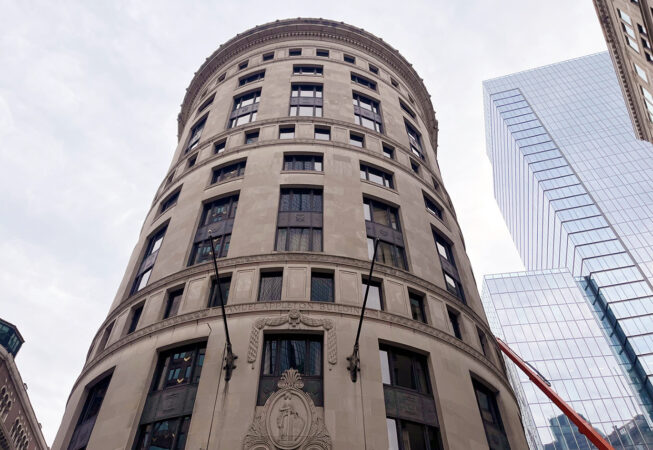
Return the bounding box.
[246,309,337,369]
[242,369,332,449]
[74,301,515,405]
[177,19,438,149]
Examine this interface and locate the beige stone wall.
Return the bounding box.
[52,19,528,450]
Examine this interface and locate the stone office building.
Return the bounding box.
[52,18,528,450]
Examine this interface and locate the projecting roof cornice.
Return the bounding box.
[177,18,439,151]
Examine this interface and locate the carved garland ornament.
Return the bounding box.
[247,309,337,369]
[243,369,332,450]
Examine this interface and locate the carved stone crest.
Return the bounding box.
[243,369,332,449]
[247,309,337,369]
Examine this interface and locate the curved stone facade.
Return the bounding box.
[53,18,528,450]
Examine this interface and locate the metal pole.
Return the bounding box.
[209,232,237,381]
[348,238,380,382]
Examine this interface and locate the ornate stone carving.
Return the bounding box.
[247,309,337,368]
[243,369,332,450]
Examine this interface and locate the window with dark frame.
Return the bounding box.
[344,54,356,64]
[360,163,393,188]
[369,64,379,74]
[258,271,283,301]
[424,193,442,219]
[165,172,174,186]
[411,160,420,175]
[67,373,112,450]
[197,94,214,114]
[289,48,302,56]
[351,72,377,90]
[448,308,463,340]
[160,188,180,214]
[433,231,465,303]
[126,303,144,335]
[217,72,226,82]
[184,116,207,154]
[405,121,424,159]
[229,90,261,128]
[208,276,231,307]
[262,52,274,61]
[189,195,239,265]
[432,177,440,190]
[391,77,399,88]
[379,345,444,450]
[214,140,226,154]
[289,84,323,117]
[314,126,331,140]
[400,100,416,119]
[409,292,427,323]
[279,126,295,139]
[132,226,167,294]
[133,343,206,450]
[363,198,407,270]
[258,334,323,406]
[382,144,395,159]
[238,60,248,70]
[187,154,197,169]
[316,49,329,57]
[293,65,323,76]
[239,70,265,86]
[477,327,488,357]
[276,188,323,252]
[311,272,334,302]
[164,288,183,319]
[353,92,383,132]
[211,160,246,184]
[361,278,383,310]
[473,379,511,450]
[283,154,323,171]
[245,129,259,144]
[349,132,364,148]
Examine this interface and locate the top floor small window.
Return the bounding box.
[238,60,249,70]
[185,116,207,154]
[369,64,379,74]
[390,77,399,88]
[400,100,416,119]
[197,94,214,114]
[424,193,442,219]
[316,49,329,57]
[239,70,265,86]
[351,72,377,90]
[160,188,181,214]
[293,65,323,76]
[344,54,356,64]
[405,121,424,159]
[262,52,274,61]
[289,48,302,56]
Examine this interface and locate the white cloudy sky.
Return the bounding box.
[0,0,607,443]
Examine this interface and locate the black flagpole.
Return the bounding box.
[347,237,380,382]
[209,231,237,381]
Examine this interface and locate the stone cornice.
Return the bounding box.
[75,301,516,405]
[177,18,438,153]
[0,348,48,449]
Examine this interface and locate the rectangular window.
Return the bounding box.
[189,195,238,265]
[187,154,197,168]
[258,334,323,406]
[353,92,383,132]
[369,64,379,74]
[390,77,399,88]
[424,193,442,219]
[164,289,183,319]
[411,160,420,174]
[217,72,226,82]
[127,303,144,334]
[364,198,407,270]
[448,308,462,340]
[473,379,511,450]
[209,276,231,307]
[152,343,206,391]
[344,54,356,64]
[382,144,395,159]
[239,70,265,86]
[360,163,394,188]
[97,322,113,354]
[197,94,214,114]
[477,328,488,357]
[628,35,640,52]
[311,272,334,302]
[635,63,648,82]
[134,416,191,450]
[238,60,248,70]
[349,132,364,147]
[293,65,323,75]
[315,126,331,140]
[67,374,112,450]
[409,292,427,323]
[400,100,416,119]
[386,418,443,450]
[289,48,302,56]
[160,188,180,214]
[229,90,260,128]
[214,139,226,154]
[211,160,246,184]
[132,226,167,294]
[185,116,206,154]
[623,22,636,39]
[433,231,465,302]
[351,72,377,90]
[619,9,632,25]
[379,345,429,392]
[279,126,295,139]
[283,154,323,171]
[368,238,407,270]
[276,188,323,252]
[362,278,383,310]
[316,49,329,57]
[405,121,424,159]
[245,129,259,144]
[289,84,323,117]
[258,271,283,301]
[262,52,274,61]
[364,198,400,230]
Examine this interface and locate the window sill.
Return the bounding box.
[281,170,324,175]
[360,179,397,194]
[207,175,244,190]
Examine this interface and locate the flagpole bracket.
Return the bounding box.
[347,344,360,382]
[224,343,238,382]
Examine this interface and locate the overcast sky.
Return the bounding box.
[0,0,607,443]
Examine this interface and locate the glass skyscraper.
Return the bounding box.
[482,52,653,449]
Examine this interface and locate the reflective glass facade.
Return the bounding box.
[483,53,653,449]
